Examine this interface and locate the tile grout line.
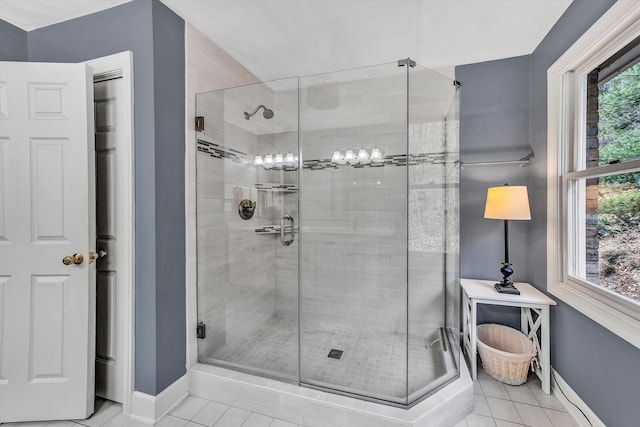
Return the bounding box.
[470,368,578,427]
[210,405,233,427]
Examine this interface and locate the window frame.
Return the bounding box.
[547,1,640,349]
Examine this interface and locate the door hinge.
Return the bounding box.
[195,116,205,132]
[196,321,206,339]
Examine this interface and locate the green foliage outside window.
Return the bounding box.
[598,189,640,237]
[598,63,640,184]
[597,63,640,237]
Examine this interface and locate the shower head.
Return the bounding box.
[262,108,274,119]
[244,104,274,120]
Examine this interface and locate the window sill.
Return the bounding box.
[548,280,640,350]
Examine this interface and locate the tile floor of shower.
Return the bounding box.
[202,316,450,403]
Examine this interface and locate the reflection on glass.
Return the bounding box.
[264,154,273,168]
[371,147,384,162]
[285,152,295,164]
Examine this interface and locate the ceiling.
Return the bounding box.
[0,0,132,31]
[0,0,573,81]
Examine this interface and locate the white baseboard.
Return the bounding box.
[551,368,605,427]
[129,374,189,424]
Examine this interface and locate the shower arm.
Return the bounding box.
[244,105,267,120]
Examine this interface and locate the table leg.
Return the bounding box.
[470,300,477,380]
[541,307,551,394]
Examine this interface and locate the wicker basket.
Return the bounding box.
[477,324,536,385]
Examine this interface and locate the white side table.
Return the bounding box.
[461,278,557,394]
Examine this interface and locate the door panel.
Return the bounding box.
[29,275,67,381]
[96,149,116,239]
[28,83,69,120]
[96,271,116,360]
[0,61,95,422]
[0,276,8,384]
[0,83,7,118]
[94,77,124,403]
[31,139,67,241]
[0,138,9,243]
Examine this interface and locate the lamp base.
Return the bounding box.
[494,261,520,294]
[494,282,520,295]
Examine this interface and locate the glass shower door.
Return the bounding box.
[195,77,299,381]
[299,63,409,404]
[407,64,461,401]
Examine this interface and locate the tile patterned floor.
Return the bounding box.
[206,317,449,402]
[455,366,579,427]
[0,365,579,427]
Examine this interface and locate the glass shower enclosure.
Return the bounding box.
[195,60,460,406]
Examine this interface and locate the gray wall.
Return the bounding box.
[528,1,639,426]
[27,0,185,395]
[458,55,531,327]
[458,1,640,425]
[0,19,27,61]
[150,0,187,393]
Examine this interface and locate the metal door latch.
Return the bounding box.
[89,250,107,264]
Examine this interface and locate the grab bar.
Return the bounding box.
[280,215,295,246]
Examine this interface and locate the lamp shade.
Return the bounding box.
[484,185,531,220]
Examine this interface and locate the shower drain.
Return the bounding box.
[327,349,344,360]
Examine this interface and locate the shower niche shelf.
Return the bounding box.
[255,183,298,192]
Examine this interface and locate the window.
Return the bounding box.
[548,1,640,349]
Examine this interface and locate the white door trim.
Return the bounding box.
[86,51,135,416]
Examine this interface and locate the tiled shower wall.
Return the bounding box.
[298,71,408,342]
[196,81,289,361]
[299,127,409,337]
[186,24,261,367]
[298,68,458,342]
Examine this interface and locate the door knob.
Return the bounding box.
[62,253,84,265]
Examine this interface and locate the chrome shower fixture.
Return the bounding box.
[244,105,274,120]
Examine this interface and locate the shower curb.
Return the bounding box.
[188,361,473,427]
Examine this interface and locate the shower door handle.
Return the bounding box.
[287,216,295,245]
[280,215,295,246]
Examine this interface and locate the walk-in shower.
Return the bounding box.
[195,59,460,407]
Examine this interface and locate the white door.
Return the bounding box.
[0,62,96,422]
[94,75,125,403]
